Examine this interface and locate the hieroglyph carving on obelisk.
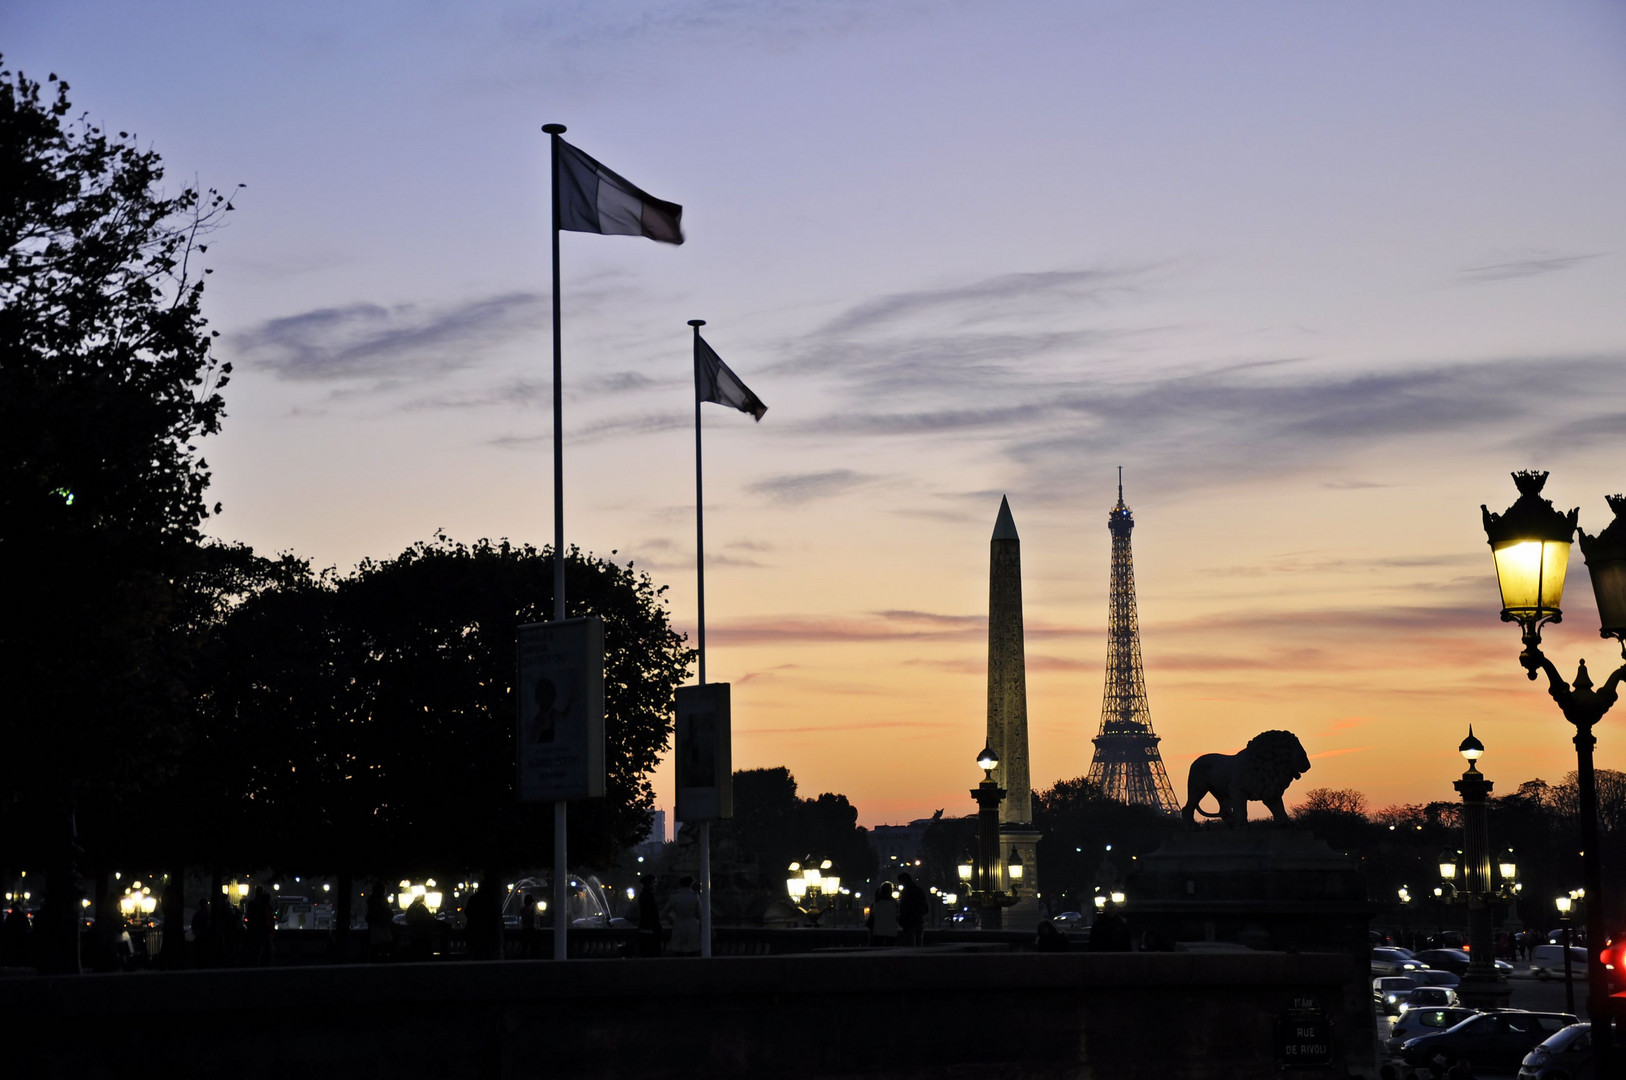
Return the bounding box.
[986,497,1039,901]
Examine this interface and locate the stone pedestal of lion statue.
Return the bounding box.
[1126,730,1379,1077]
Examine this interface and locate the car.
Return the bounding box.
[1413,946,1514,976]
[1413,948,1471,975]
[1372,946,1424,976]
[1401,1010,1579,1072]
[1399,986,1460,1013]
[1050,911,1085,929]
[1411,968,1461,989]
[1518,1022,1593,1080]
[1374,976,1420,1015]
[1387,1006,1480,1055]
[1530,944,1590,980]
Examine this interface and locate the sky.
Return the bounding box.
[8,0,1626,830]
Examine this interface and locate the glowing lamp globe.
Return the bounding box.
[976,746,999,776]
[1480,471,1578,626]
[1439,852,1459,881]
[1007,847,1024,882]
[1579,494,1626,639]
[1459,727,1485,764]
[1556,895,1573,915]
[1499,858,1517,882]
[957,860,973,882]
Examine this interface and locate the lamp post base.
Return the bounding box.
[1455,971,1513,1011]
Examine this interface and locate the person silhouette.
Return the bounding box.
[896,872,927,946]
[665,876,702,957]
[866,883,898,947]
[636,876,662,957]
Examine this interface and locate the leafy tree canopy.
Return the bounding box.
[723,767,877,889]
[201,536,692,876]
[0,58,238,824]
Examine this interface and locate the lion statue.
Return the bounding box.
[1181,730,1311,827]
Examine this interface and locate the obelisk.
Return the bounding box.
[987,496,1040,926]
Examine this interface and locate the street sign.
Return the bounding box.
[675,683,732,821]
[1273,994,1333,1069]
[516,617,605,802]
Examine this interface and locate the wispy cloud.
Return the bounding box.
[707,608,1096,646]
[818,267,1154,338]
[745,469,874,504]
[765,261,1626,500]
[1458,253,1603,283]
[236,293,548,382]
[1307,746,1374,760]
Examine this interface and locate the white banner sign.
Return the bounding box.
[517,617,605,802]
[675,683,732,822]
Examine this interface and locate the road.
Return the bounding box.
[1376,972,1589,1078]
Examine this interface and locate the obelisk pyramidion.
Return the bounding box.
[987,496,1039,923]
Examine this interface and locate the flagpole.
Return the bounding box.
[542,121,568,963]
[688,318,713,958]
[690,319,707,687]
[545,124,568,623]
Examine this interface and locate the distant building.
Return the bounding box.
[869,819,935,874]
[634,810,667,860]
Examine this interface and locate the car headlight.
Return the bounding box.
[1386,995,1397,1003]
[1398,1003,1409,1013]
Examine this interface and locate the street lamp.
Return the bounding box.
[1438,850,1460,888]
[1556,895,1577,1015]
[969,746,1011,928]
[1445,726,1512,1008]
[1482,471,1621,1063]
[785,858,841,924]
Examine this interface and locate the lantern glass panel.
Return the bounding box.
[1587,558,1626,636]
[1491,539,1570,619]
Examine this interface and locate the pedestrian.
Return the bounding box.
[1035,919,1070,952]
[245,886,274,966]
[365,888,395,962]
[463,881,499,961]
[1088,903,1131,951]
[635,876,662,958]
[403,896,436,961]
[664,876,702,957]
[3,903,32,969]
[519,892,537,960]
[896,871,927,947]
[189,898,213,967]
[866,883,899,947]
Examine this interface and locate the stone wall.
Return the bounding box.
[7,950,1374,1079]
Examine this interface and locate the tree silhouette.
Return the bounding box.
[0,59,239,971]
[200,536,691,891]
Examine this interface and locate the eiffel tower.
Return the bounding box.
[1086,470,1180,813]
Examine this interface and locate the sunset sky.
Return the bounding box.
[9,1,1626,828]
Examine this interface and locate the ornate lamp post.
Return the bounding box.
[1482,472,1621,1061]
[1556,894,1577,1015]
[1449,727,1512,1009]
[785,858,841,926]
[969,746,1010,928]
